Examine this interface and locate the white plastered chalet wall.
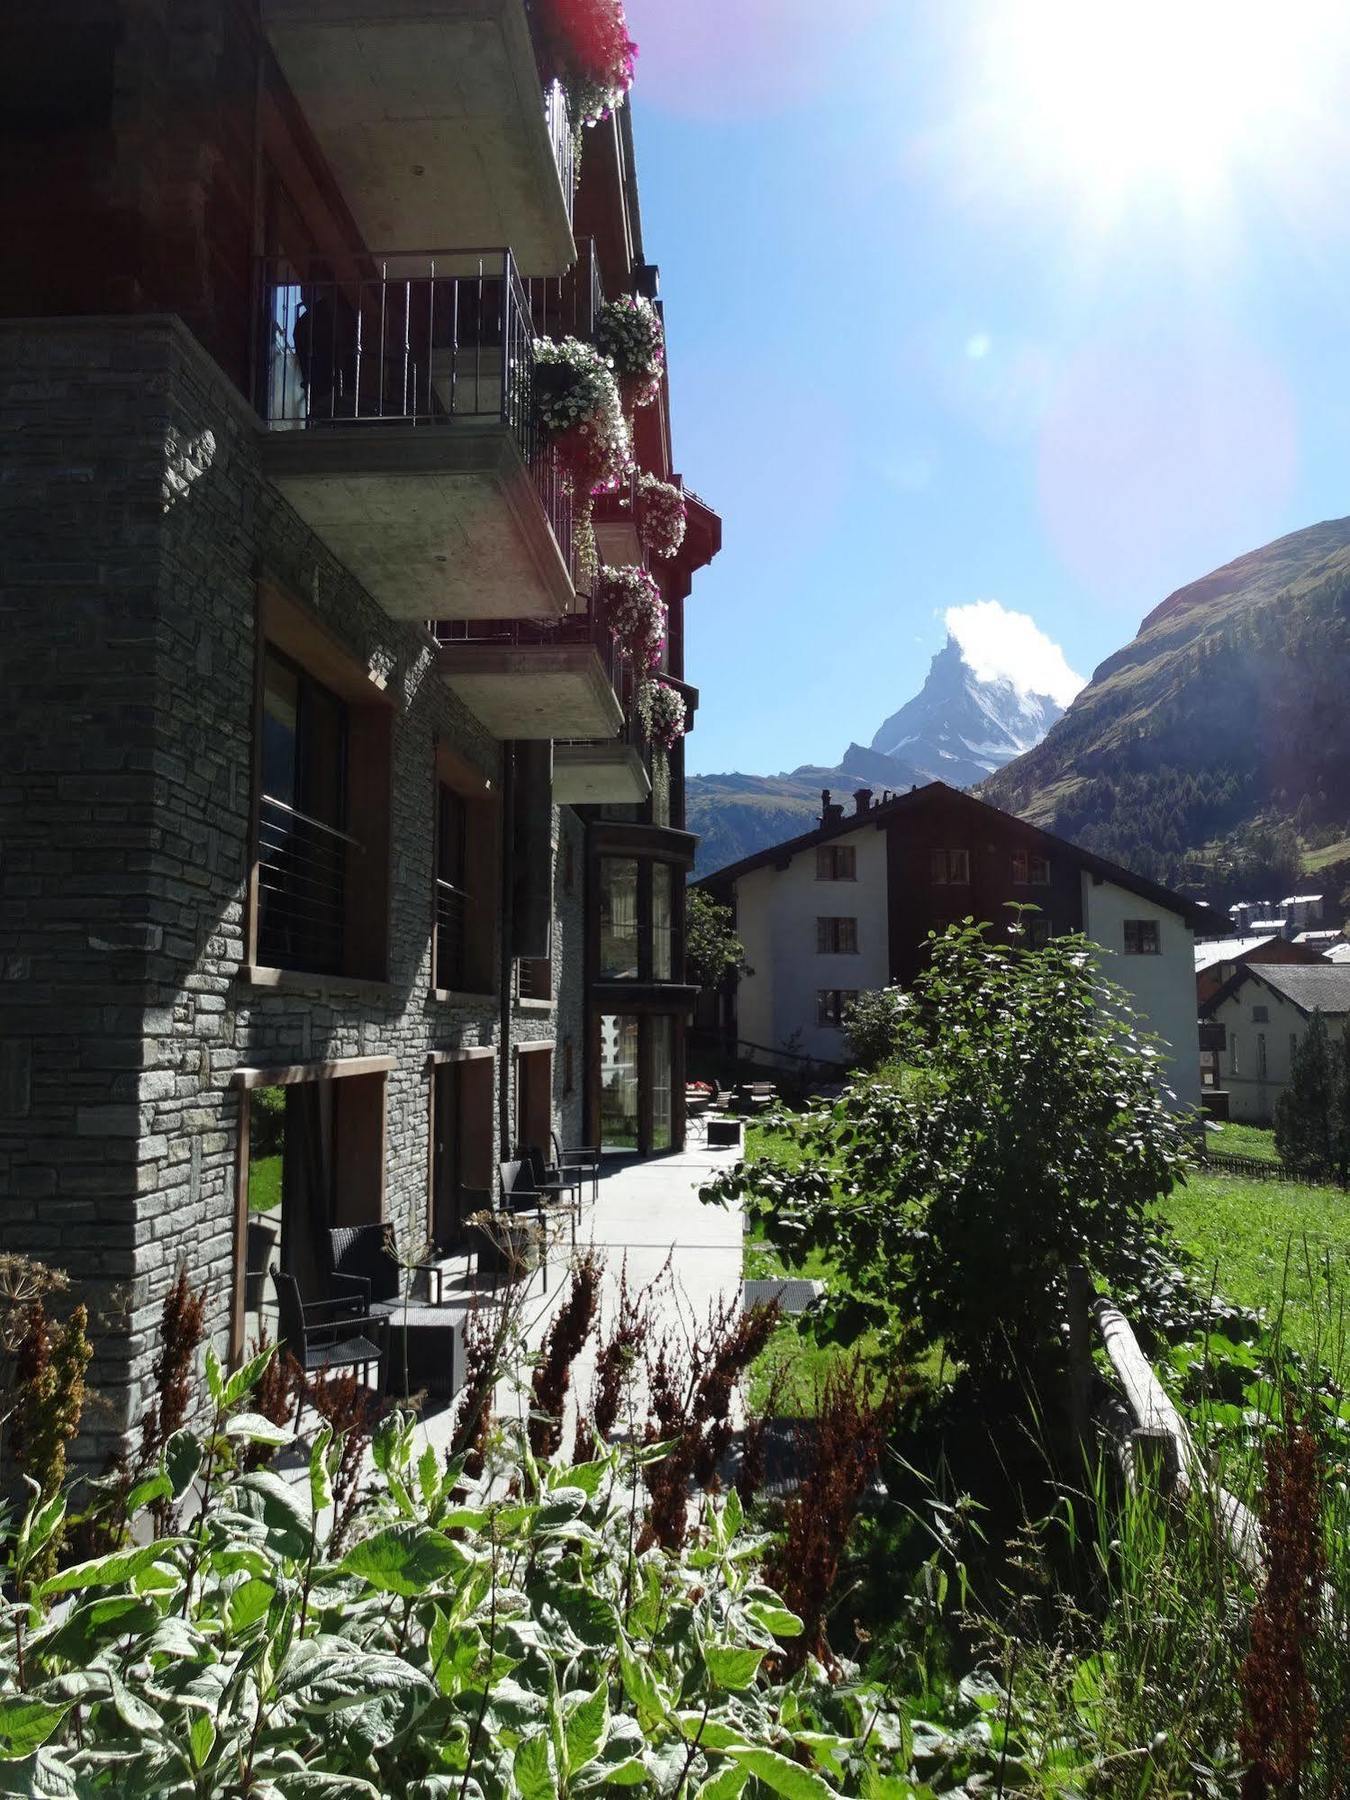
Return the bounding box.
[732,818,890,1067]
[1209,981,1334,1125]
[1081,874,1200,1114]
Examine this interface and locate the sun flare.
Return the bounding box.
[972,0,1346,217]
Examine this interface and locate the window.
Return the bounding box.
[600,1014,640,1149]
[517,956,552,1002]
[651,1016,674,1152]
[251,583,393,983]
[599,858,641,979]
[816,916,859,955]
[1029,853,1051,886]
[432,746,497,996]
[930,848,971,885]
[652,863,674,982]
[434,783,469,991]
[1123,919,1161,955]
[257,649,350,975]
[1231,1033,1240,1077]
[1252,1005,1269,1024]
[816,844,857,881]
[816,989,858,1028]
[1025,915,1052,948]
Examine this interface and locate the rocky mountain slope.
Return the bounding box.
[980,516,1350,902]
[688,637,1063,876]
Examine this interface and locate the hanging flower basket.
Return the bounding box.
[598,565,666,670]
[533,336,630,494]
[596,294,665,412]
[637,678,687,750]
[529,0,636,129]
[635,473,687,560]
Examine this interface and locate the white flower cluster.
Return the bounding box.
[599,564,666,669]
[637,678,686,750]
[596,295,665,408]
[636,473,687,560]
[533,335,631,489]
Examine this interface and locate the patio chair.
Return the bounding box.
[329,1222,445,1308]
[520,1146,580,1244]
[552,1130,602,1205]
[271,1269,385,1426]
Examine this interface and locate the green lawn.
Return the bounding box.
[1203,1120,1281,1163]
[249,1152,282,1215]
[1160,1169,1350,1370]
[1302,835,1350,873]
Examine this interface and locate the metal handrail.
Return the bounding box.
[260,792,362,851]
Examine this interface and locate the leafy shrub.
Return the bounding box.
[841,986,909,1072]
[685,888,746,991]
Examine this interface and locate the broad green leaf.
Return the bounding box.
[618,1638,669,1731]
[223,1343,277,1409]
[694,1768,750,1800]
[124,1472,172,1516]
[0,1747,78,1795]
[227,1576,276,1635]
[41,1595,159,1663]
[165,1430,204,1501]
[205,1343,226,1409]
[238,1470,311,1561]
[276,1639,431,1713]
[676,1715,744,1752]
[19,1494,67,1567]
[341,1525,467,1598]
[551,1458,609,1498]
[38,1540,184,1598]
[725,1746,839,1800]
[0,1699,71,1761]
[189,1714,215,1770]
[514,1732,555,1800]
[417,1443,441,1511]
[564,1686,609,1776]
[722,1487,744,1542]
[310,1424,334,1518]
[224,1413,293,1449]
[745,1599,804,1640]
[110,1671,163,1736]
[704,1643,765,1691]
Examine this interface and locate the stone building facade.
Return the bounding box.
[0,0,720,1464]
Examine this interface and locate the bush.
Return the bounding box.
[841,987,909,1071]
[706,922,1191,1381]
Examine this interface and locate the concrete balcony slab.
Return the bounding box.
[552,743,651,805]
[260,423,573,620]
[261,0,575,276]
[439,642,624,740]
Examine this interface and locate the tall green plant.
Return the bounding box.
[705,922,1190,1380]
[1275,1009,1337,1178]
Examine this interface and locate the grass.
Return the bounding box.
[248,1152,282,1214]
[1202,1119,1281,1162]
[1160,1167,1350,1367]
[1302,834,1350,872]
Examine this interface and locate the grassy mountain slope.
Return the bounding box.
[980,517,1350,906]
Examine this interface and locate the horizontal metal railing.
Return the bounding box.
[435,596,626,696]
[434,878,469,992]
[517,956,552,1002]
[257,247,574,581]
[257,794,357,976]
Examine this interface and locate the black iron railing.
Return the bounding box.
[517,956,552,1002]
[435,596,626,699]
[434,877,469,992]
[526,236,604,342]
[257,248,574,581]
[544,80,576,224]
[256,794,355,975]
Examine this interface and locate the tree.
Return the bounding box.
[841,987,909,1071]
[1275,1009,1336,1178]
[684,887,745,990]
[705,922,1189,1383]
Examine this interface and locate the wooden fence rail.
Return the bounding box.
[1197,1150,1304,1184]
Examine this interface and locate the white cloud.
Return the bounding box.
[943,599,1085,706]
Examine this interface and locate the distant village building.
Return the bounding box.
[1201,964,1350,1124]
[1194,934,1328,1010]
[697,782,1204,1110]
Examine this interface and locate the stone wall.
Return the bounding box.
[1,314,572,1459]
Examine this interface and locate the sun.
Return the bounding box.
[968,0,1343,219]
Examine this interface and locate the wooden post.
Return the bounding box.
[1067,1265,1093,1458]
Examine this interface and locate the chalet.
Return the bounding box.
[1201,964,1350,1124]
[697,782,1205,1110]
[1194,934,1328,1010]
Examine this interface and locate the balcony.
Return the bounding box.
[435,600,625,741]
[257,250,575,621]
[260,0,575,276]
[552,663,650,803]
[592,471,643,569]
[256,793,353,976]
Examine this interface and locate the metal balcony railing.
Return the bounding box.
[434,594,627,700]
[256,794,355,975]
[544,80,576,225]
[517,956,552,1002]
[525,236,604,343]
[434,877,469,991]
[257,248,574,582]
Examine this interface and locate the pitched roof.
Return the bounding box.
[696,779,1209,927]
[1208,962,1350,1018]
[1194,934,1288,974]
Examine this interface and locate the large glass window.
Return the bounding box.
[599,858,641,978]
[652,863,673,981]
[600,1014,640,1150]
[651,1016,674,1152]
[435,783,469,992]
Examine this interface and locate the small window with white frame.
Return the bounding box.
[1123,918,1161,955]
[816,844,857,881]
[931,847,971,885]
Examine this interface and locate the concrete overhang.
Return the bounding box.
[552,743,650,805]
[438,642,623,740]
[593,518,642,568]
[260,423,573,620]
[261,0,575,276]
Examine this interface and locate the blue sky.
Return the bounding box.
[624,0,1350,776]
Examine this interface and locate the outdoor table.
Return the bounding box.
[369,1298,465,1399]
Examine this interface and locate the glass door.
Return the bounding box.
[599,1014,641,1151]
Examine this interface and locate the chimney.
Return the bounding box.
[853,788,873,816]
[820,788,843,826]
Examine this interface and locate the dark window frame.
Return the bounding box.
[1123,918,1162,956]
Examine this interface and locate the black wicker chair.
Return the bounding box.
[271,1269,385,1425]
[328,1222,445,1308]
[552,1130,601,1205]
[520,1146,580,1244]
